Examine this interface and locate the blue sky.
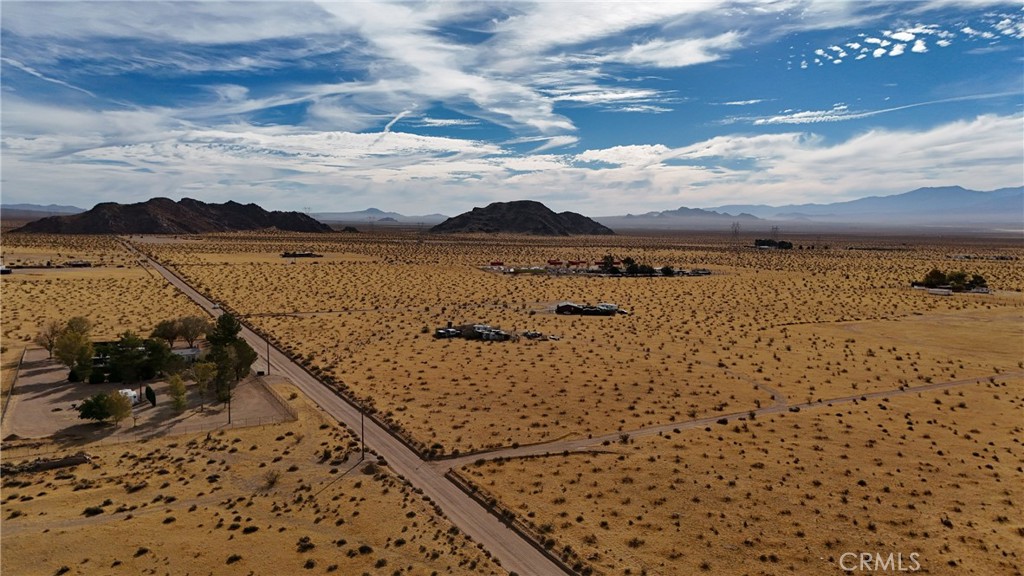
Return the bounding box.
[2,1,1022,215]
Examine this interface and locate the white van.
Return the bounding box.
[117,389,140,405]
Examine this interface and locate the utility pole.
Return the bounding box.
[360,411,365,462]
[731,221,741,266]
[267,339,271,374]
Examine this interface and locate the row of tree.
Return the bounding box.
[915,269,988,292]
[600,255,675,276]
[754,239,794,249]
[35,313,257,424]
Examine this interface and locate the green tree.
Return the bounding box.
[77,393,112,423]
[65,316,93,336]
[143,338,172,378]
[150,319,180,348]
[108,392,133,426]
[168,374,187,413]
[660,266,675,277]
[34,319,63,358]
[191,361,216,412]
[178,315,212,348]
[922,268,947,288]
[55,330,94,382]
[109,331,147,385]
[969,274,987,290]
[210,345,238,402]
[208,313,242,347]
[231,340,258,382]
[946,270,968,291]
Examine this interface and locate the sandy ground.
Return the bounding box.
[139,232,1024,457]
[459,379,1023,575]
[1,381,504,575]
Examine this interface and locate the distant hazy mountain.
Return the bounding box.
[2,203,85,214]
[314,207,448,224]
[14,197,332,234]
[596,206,759,230]
[1,203,86,221]
[430,200,614,235]
[708,186,1023,226]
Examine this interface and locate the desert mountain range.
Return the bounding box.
[12,197,331,234]
[4,185,1021,233]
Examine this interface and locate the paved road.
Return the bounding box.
[135,247,563,576]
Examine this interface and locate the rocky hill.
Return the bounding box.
[13,197,332,234]
[429,200,614,236]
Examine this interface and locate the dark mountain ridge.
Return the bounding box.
[14,197,332,234]
[430,200,614,235]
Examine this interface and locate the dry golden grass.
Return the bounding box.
[1,233,138,268]
[141,231,1024,456]
[0,237,206,393]
[460,380,1023,575]
[1,381,503,575]
[4,230,1022,576]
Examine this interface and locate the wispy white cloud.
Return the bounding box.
[718,99,766,106]
[603,32,743,68]
[733,92,1020,125]
[415,117,477,127]
[1,57,96,97]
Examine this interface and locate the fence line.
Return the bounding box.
[1,347,28,424]
[258,377,299,420]
[445,469,585,575]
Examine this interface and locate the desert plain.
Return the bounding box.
[1,227,1022,575]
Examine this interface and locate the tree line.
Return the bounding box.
[914,269,988,292]
[35,313,257,425]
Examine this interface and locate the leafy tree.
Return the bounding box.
[208,313,242,347]
[922,268,947,288]
[625,261,640,275]
[177,315,212,348]
[150,319,180,348]
[637,264,656,275]
[210,345,238,402]
[969,274,987,289]
[168,374,187,413]
[191,361,216,412]
[77,393,112,423]
[55,330,94,382]
[660,266,675,277]
[108,392,133,426]
[143,338,173,378]
[34,319,63,358]
[946,270,968,291]
[601,254,616,271]
[109,331,147,385]
[231,340,258,382]
[65,316,93,336]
